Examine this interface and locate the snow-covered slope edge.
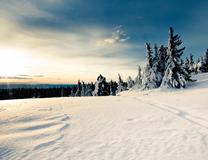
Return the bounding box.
[0,73,208,160]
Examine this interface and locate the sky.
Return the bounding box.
[0,0,208,84]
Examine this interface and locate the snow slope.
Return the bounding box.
[0,73,208,160]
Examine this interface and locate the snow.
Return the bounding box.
[0,73,208,160]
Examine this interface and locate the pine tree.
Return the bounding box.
[93,74,109,96]
[84,83,94,96]
[117,74,127,93]
[188,54,195,73]
[142,43,158,89]
[134,65,142,89]
[81,81,86,96]
[194,58,200,74]
[75,80,82,96]
[154,44,159,61]
[127,76,134,89]
[153,43,163,86]
[109,80,118,96]
[161,27,191,89]
[158,45,168,76]
[184,57,190,73]
[200,49,208,72]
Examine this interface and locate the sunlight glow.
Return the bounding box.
[0,48,32,76]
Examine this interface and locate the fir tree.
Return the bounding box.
[134,65,142,89]
[109,80,118,96]
[188,54,195,73]
[158,45,168,76]
[93,74,109,96]
[200,49,208,72]
[161,27,191,88]
[184,57,190,74]
[142,43,159,89]
[75,80,82,96]
[84,83,94,96]
[127,76,134,89]
[117,74,127,93]
[81,81,86,96]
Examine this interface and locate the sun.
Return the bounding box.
[0,48,31,77]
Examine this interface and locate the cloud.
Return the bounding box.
[98,26,130,46]
[0,76,32,80]
[17,74,45,78]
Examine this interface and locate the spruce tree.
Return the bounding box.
[93,74,109,96]
[75,80,82,96]
[184,57,190,73]
[142,43,158,89]
[188,54,195,73]
[127,76,134,89]
[158,45,168,76]
[81,81,86,96]
[117,74,127,93]
[134,65,142,89]
[109,80,118,96]
[161,27,191,89]
[84,83,94,96]
[200,49,208,72]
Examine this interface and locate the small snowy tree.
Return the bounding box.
[75,80,82,96]
[127,76,134,89]
[134,65,142,89]
[109,80,118,96]
[184,57,190,74]
[161,27,191,89]
[84,83,94,96]
[188,54,195,73]
[81,81,86,96]
[93,74,109,96]
[117,74,127,93]
[200,49,208,72]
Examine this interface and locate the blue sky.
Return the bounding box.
[0,0,208,83]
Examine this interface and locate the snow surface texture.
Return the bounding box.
[0,73,208,160]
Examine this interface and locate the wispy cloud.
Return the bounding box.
[97,26,130,46]
[0,76,32,80]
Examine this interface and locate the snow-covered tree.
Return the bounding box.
[154,44,159,61]
[117,74,127,93]
[109,80,118,96]
[161,27,191,89]
[84,83,94,96]
[127,76,134,89]
[184,57,190,73]
[93,74,109,96]
[81,81,86,96]
[188,54,195,73]
[152,43,163,86]
[200,49,208,72]
[75,80,82,96]
[134,65,142,89]
[142,43,159,89]
[158,45,168,76]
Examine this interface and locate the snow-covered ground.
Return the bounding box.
[0,73,208,160]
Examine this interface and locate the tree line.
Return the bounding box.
[0,87,74,100]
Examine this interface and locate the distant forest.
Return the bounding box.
[1,27,208,100]
[0,85,77,100]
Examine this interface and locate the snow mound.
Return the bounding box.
[0,73,208,160]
